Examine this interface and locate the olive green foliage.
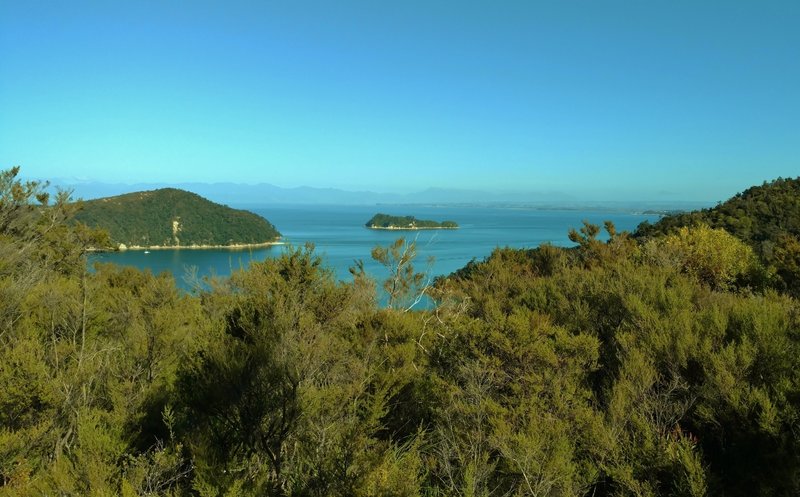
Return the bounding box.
[641,224,759,290]
[636,176,800,294]
[74,188,280,248]
[370,236,433,310]
[177,244,425,495]
[366,213,458,229]
[773,234,800,295]
[636,177,800,244]
[433,227,799,496]
[3,167,800,496]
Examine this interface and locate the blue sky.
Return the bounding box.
[1,1,798,201]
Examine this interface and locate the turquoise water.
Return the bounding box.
[89,205,659,289]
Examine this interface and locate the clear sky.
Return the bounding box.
[1,1,798,201]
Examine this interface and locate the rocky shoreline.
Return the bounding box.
[89,240,284,252]
[366,226,459,230]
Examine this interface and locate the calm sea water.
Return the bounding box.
[89,205,659,290]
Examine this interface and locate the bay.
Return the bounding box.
[89,205,659,290]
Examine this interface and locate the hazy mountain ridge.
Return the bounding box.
[49,179,572,205]
[50,179,708,210]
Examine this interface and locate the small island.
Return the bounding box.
[365,213,458,230]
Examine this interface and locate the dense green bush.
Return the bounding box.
[2,167,800,496]
[636,176,800,294]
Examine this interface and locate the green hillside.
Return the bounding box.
[635,177,800,244]
[366,213,458,229]
[74,188,280,248]
[635,177,800,294]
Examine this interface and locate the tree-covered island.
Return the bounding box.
[73,188,281,250]
[366,213,458,230]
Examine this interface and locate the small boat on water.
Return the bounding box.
[144,250,150,254]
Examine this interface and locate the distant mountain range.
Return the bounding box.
[50,179,709,211]
[55,180,573,205]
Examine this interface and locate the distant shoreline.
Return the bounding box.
[90,240,284,252]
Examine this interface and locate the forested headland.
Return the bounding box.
[74,188,281,249]
[635,177,800,296]
[366,213,458,230]
[2,166,800,496]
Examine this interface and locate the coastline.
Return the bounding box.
[89,240,284,252]
[367,226,459,231]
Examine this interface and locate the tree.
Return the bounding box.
[569,220,638,267]
[371,237,433,311]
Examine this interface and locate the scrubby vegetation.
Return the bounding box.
[2,167,800,496]
[636,177,800,295]
[366,213,458,229]
[74,188,281,248]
